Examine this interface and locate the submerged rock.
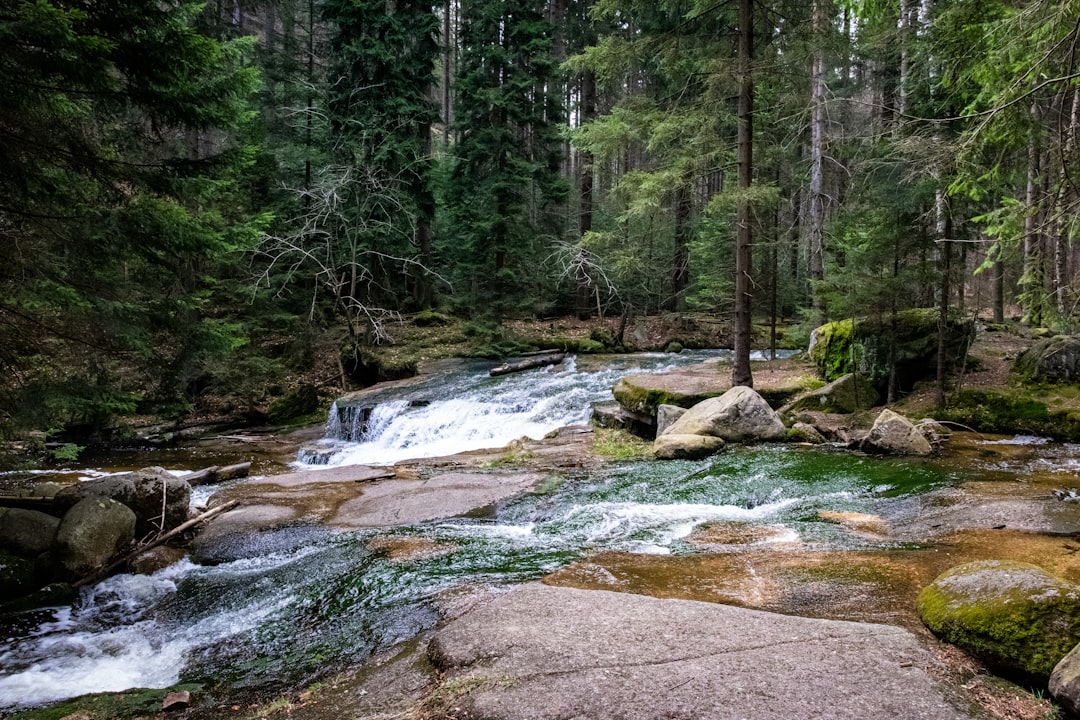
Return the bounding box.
[661,386,786,444]
[916,560,1080,680]
[860,409,933,456]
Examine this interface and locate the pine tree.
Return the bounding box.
[441,0,568,318]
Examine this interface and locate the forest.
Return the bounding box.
[2,0,1078,447]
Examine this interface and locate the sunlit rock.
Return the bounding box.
[653,433,725,460]
[860,409,932,456]
[662,386,786,444]
[917,560,1080,681]
[1050,641,1080,715]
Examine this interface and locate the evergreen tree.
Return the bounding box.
[441,0,569,318]
[0,0,259,435]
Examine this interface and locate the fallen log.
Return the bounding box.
[490,353,566,377]
[183,461,251,486]
[73,500,239,588]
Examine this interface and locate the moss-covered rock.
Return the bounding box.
[1013,336,1080,384]
[916,560,1080,681]
[612,372,728,417]
[940,389,1080,441]
[808,309,974,394]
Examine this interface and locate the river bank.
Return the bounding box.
[3,323,1079,719]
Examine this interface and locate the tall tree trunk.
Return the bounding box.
[1024,99,1043,325]
[936,199,951,410]
[993,247,1005,323]
[1056,84,1080,317]
[576,69,596,320]
[808,0,829,323]
[732,0,754,388]
[442,0,453,146]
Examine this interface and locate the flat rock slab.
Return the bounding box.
[429,584,978,720]
[329,472,544,529]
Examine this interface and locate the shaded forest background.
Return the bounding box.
[2,0,1079,445]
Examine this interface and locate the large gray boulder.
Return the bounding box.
[1051,642,1080,715]
[662,386,786,443]
[54,466,190,538]
[860,409,933,456]
[655,404,687,436]
[53,496,136,579]
[916,560,1080,681]
[0,507,60,557]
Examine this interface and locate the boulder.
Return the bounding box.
[590,401,654,438]
[808,309,974,394]
[1051,642,1080,715]
[0,507,60,557]
[1013,336,1080,384]
[0,551,43,602]
[916,560,1080,680]
[789,422,827,444]
[612,364,731,418]
[860,409,932,456]
[653,434,726,460]
[53,496,136,579]
[662,386,786,444]
[655,404,687,436]
[54,467,190,538]
[789,373,879,414]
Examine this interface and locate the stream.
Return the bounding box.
[1,352,1078,713]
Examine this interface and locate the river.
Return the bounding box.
[1,352,1078,713]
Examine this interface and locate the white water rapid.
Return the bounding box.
[299,350,792,467]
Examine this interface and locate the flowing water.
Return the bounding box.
[1,353,1077,713]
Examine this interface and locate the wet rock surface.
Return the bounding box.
[426,583,977,720]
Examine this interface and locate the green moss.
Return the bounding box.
[6,684,202,720]
[916,561,1080,680]
[941,389,1080,440]
[611,379,710,416]
[534,337,607,354]
[591,427,653,460]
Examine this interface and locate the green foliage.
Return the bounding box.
[439,0,568,319]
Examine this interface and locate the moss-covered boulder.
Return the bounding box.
[1013,336,1080,384]
[53,496,136,579]
[940,389,1080,441]
[916,560,1080,681]
[788,373,880,414]
[808,309,974,394]
[612,366,730,417]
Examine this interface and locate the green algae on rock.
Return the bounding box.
[916,559,1080,681]
[808,309,974,394]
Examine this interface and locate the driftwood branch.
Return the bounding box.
[73,500,239,588]
[490,353,566,377]
[183,462,251,486]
